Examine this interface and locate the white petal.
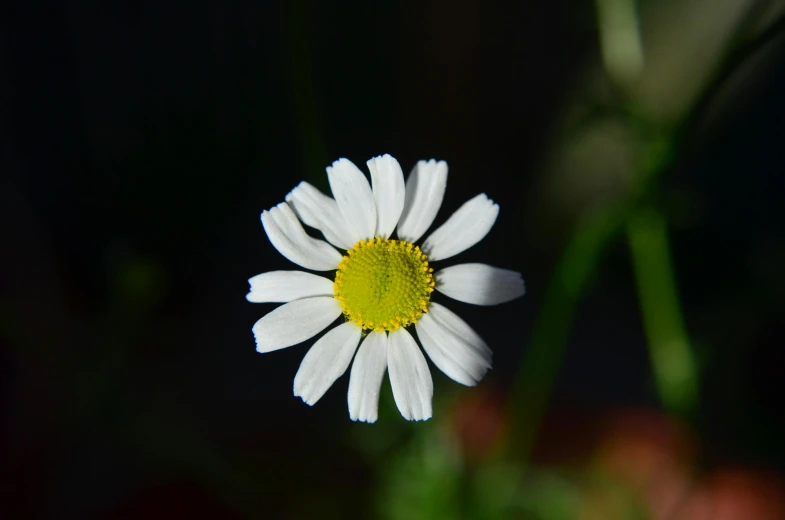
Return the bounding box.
[387,328,433,421]
[326,158,377,242]
[294,322,362,405]
[246,270,335,303]
[414,302,492,386]
[285,182,356,250]
[262,203,342,271]
[396,159,448,243]
[252,297,342,353]
[368,154,405,239]
[347,330,388,423]
[435,263,525,306]
[421,194,499,262]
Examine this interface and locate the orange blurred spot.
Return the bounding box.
[671,469,785,520]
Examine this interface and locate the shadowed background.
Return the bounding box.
[3,0,785,518]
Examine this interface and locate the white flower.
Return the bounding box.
[247,154,525,422]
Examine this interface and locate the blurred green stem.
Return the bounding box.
[505,137,674,464]
[506,202,631,462]
[627,207,698,417]
[501,0,785,464]
[504,134,701,464]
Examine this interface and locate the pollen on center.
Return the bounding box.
[333,237,435,332]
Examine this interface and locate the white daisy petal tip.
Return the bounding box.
[252,297,342,353]
[396,159,449,244]
[328,157,349,169]
[282,185,302,214]
[348,331,388,423]
[368,154,405,238]
[260,202,342,271]
[293,322,362,406]
[414,303,492,387]
[435,264,525,306]
[421,193,500,262]
[388,328,433,421]
[326,158,377,241]
[246,270,335,303]
[283,181,356,249]
[284,180,304,199]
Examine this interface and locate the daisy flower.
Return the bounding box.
[247,154,524,422]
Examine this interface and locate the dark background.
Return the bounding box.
[3,1,785,518]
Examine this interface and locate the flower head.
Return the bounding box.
[247,154,525,422]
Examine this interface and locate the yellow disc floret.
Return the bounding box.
[334,237,435,332]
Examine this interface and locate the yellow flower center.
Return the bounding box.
[334,237,435,332]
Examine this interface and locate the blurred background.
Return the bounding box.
[3,0,785,518]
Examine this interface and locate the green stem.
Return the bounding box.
[504,134,672,464]
[499,1,784,465]
[626,207,699,417]
[507,202,631,462]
